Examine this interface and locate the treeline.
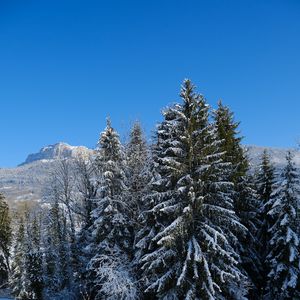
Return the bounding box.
[1,80,300,299]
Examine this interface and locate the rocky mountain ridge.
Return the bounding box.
[0,143,299,204]
[20,142,94,165]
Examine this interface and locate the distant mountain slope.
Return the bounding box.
[21,142,93,165]
[0,143,94,204]
[246,145,300,168]
[0,143,299,204]
[0,159,59,203]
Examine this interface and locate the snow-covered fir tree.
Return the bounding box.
[24,215,44,300]
[125,122,150,223]
[213,101,248,183]
[255,149,275,296]
[11,211,44,300]
[87,119,138,299]
[234,173,262,298]
[44,199,72,299]
[265,151,300,299]
[0,194,12,287]
[74,157,99,297]
[137,80,247,299]
[10,215,26,298]
[134,105,180,282]
[213,102,262,298]
[255,150,276,207]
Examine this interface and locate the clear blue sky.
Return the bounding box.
[0,0,300,167]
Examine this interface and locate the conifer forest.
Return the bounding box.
[1,80,299,300]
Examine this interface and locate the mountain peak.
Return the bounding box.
[21,142,93,165]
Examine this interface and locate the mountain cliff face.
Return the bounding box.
[21,142,93,165]
[0,143,94,204]
[0,143,299,204]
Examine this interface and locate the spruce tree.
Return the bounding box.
[256,150,276,248]
[0,194,12,287]
[75,157,99,297]
[265,152,300,299]
[234,174,262,298]
[138,80,247,299]
[134,106,179,289]
[87,119,137,299]
[24,215,44,300]
[213,101,248,183]
[10,216,26,298]
[213,102,262,297]
[126,121,150,222]
[255,149,275,296]
[11,211,44,300]
[44,200,71,298]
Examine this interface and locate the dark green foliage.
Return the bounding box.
[137,80,247,299]
[10,216,25,297]
[0,194,11,287]
[11,212,44,300]
[44,200,71,297]
[213,101,248,183]
[255,150,276,297]
[87,119,137,299]
[265,152,300,299]
[213,101,264,298]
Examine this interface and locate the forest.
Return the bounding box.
[0,80,299,300]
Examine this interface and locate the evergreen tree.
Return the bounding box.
[24,215,44,300]
[213,101,248,183]
[134,107,179,286]
[137,80,247,299]
[213,102,262,298]
[265,152,300,299]
[255,150,275,296]
[75,157,99,297]
[10,216,26,298]
[0,194,12,287]
[234,174,262,298]
[256,150,276,205]
[87,119,137,299]
[44,200,72,298]
[126,121,150,222]
[11,211,44,300]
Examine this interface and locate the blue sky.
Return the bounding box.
[0,0,300,167]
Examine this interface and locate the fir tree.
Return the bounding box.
[138,80,247,299]
[24,215,44,300]
[11,211,44,300]
[87,119,137,299]
[213,101,248,183]
[213,102,262,297]
[265,152,300,299]
[234,174,262,298]
[75,157,99,297]
[10,216,26,298]
[256,150,276,205]
[0,194,12,287]
[44,200,72,298]
[134,107,180,289]
[255,150,275,296]
[126,121,150,222]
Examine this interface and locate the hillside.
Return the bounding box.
[0,143,299,204]
[0,143,94,204]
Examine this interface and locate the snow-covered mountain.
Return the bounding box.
[21,142,93,165]
[0,143,94,204]
[0,143,299,204]
[246,145,300,168]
